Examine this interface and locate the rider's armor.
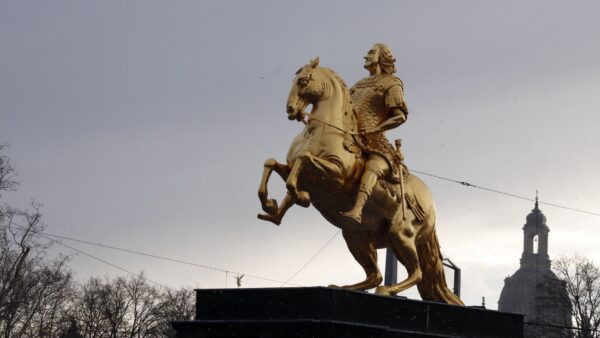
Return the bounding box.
[350,73,408,182]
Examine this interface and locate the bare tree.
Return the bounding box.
[0,208,35,335]
[0,146,74,337]
[14,258,74,337]
[0,203,73,336]
[160,288,195,337]
[73,274,195,337]
[60,319,83,338]
[0,144,18,195]
[71,276,131,337]
[1,147,197,337]
[125,273,164,338]
[553,255,600,338]
[73,277,110,338]
[101,276,131,337]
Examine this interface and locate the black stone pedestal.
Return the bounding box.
[171,287,523,338]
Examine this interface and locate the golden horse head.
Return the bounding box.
[286,57,323,122]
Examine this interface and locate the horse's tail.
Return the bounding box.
[416,230,464,306]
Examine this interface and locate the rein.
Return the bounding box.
[305,115,374,136]
[307,115,357,135]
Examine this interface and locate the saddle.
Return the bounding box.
[379,175,426,223]
[344,136,408,181]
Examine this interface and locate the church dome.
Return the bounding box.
[498,197,571,337]
[526,206,547,225]
[525,196,547,227]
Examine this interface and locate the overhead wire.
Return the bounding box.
[40,233,173,291]
[2,168,598,293]
[281,229,341,286]
[4,222,301,287]
[42,230,302,286]
[411,169,600,217]
[0,222,172,290]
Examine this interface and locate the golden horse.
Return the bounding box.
[257,58,463,305]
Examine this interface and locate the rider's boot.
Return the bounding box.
[340,169,379,224]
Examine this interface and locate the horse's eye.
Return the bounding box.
[298,78,309,87]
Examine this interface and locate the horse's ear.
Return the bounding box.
[310,57,320,68]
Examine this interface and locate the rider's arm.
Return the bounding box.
[376,108,406,132]
[372,84,408,133]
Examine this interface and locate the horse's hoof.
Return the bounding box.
[375,286,391,296]
[257,213,281,226]
[262,199,278,215]
[296,191,311,208]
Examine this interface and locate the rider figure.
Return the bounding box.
[341,43,409,223]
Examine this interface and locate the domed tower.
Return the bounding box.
[498,195,571,338]
[520,197,550,272]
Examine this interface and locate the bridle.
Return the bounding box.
[295,67,375,136]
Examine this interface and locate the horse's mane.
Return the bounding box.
[317,67,351,106]
[319,67,349,91]
[317,67,355,132]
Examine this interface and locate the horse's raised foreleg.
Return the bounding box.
[285,152,311,207]
[271,159,292,180]
[258,158,291,215]
[330,231,382,291]
[257,192,294,226]
[375,216,422,296]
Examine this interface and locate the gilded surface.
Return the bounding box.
[257,45,463,306]
[351,74,406,182]
[351,74,405,131]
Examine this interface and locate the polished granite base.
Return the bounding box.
[171,287,523,338]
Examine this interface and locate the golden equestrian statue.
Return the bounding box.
[257,44,463,305]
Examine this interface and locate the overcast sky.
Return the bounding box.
[1,0,600,309]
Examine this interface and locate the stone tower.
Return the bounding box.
[498,197,571,338]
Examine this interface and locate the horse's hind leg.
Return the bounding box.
[375,218,422,296]
[257,192,294,226]
[258,158,291,215]
[332,231,382,291]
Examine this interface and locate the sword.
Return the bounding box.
[395,139,407,221]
